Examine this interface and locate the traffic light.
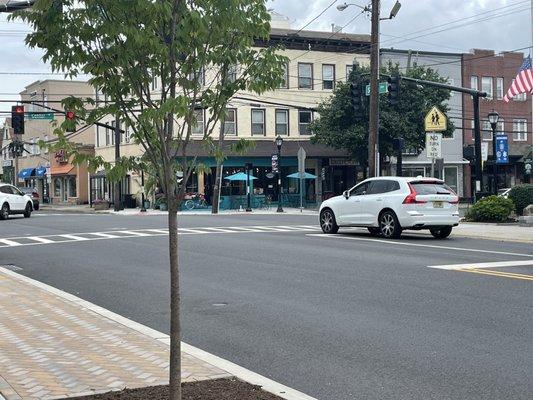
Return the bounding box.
[350,82,362,118]
[387,74,401,105]
[11,105,24,135]
[65,110,76,132]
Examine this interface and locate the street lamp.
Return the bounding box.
[488,110,499,195]
[275,135,284,213]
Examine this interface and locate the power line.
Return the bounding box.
[293,0,339,35]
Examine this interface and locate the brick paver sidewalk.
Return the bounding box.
[0,269,230,400]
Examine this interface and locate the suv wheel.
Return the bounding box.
[320,209,339,234]
[430,226,452,239]
[0,203,9,220]
[379,210,401,239]
[23,203,32,218]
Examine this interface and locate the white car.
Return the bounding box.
[0,183,34,220]
[319,177,460,239]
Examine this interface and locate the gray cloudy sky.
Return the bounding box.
[0,0,531,119]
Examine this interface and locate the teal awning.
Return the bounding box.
[287,172,317,179]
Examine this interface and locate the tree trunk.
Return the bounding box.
[167,178,181,400]
[211,113,226,214]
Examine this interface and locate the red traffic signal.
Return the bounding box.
[14,105,24,114]
[65,111,75,120]
[11,105,25,135]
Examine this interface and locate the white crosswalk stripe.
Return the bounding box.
[0,225,319,248]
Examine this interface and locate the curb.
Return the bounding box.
[0,267,317,400]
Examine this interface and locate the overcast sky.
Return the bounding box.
[0,0,530,120]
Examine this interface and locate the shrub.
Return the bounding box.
[466,195,515,222]
[508,184,533,215]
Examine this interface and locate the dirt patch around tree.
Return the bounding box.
[67,378,286,400]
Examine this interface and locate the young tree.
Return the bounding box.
[311,62,454,170]
[13,1,287,399]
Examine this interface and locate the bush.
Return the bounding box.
[466,195,515,222]
[508,184,533,215]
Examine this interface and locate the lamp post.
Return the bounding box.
[275,135,284,213]
[140,169,147,212]
[488,110,499,195]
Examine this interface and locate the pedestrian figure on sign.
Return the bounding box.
[435,112,440,125]
[431,112,436,125]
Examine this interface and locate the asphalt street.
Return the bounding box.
[1,212,532,400]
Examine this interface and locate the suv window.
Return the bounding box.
[0,185,13,194]
[411,181,453,195]
[351,182,368,196]
[367,180,389,195]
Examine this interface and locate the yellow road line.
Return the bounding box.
[459,268,533,281]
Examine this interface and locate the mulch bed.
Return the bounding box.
[67,378,285,400]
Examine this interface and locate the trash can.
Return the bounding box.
[123,194,136,208]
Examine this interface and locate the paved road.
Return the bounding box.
[1,212,532,400]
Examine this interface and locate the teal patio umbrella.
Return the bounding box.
[286,172,317,179]
[224,172,258,181]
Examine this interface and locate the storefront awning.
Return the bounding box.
[18,168,35,179]
[35,166,47,177]
[51,165,74,175]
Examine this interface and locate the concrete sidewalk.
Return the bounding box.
[0,268,315,400]
[452,222,533,243]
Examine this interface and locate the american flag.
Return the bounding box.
[503,55,533,102]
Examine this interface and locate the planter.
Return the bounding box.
[159,203,168,211]
[93,201,109,211]
[143,200,151,210]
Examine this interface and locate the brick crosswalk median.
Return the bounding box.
[0,268,230,400]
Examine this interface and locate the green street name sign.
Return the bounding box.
[365,82,388,96]
[28,112,54,120]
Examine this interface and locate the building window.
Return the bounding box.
[513,83,527,101]
[497,119,504,135]
[251,109,265,136]
[95,126,100,147]
[68,176,77,198]
[444,166,458,194]
[513,119,527,141]
[481,76,493,99]
[275,109,289,135]
[224,108,237,136]
[496,77,503,100]
[298,63,313,89]
[105,124,111,146]
[470,76,478,90]
[191,109,205,136]
[298,111,312,135]
[481,120,492,140]
[228,65,238,83]
[346,65,353,80]
[151,75,158,91]
[322,64,335,90]
[124,123,130,143]
[109,120,116,145]
[54,178,61,197]
[279,63,288,89]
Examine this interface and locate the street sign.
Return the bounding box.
[481,142,489,168]
[28,112,54,120]
[426,132,442,159]
[424,106,447,132]
[271,154,279,173]
[365,82,388,96]
[2,160,12,167]
[495,135,509,164]
[297,147,306,178]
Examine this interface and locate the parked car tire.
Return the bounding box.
[23,203,32,218]
[0,203,9,220]
[430,226,452,239]
[379,210,401,239]
[367,227,381,236]
[320,209,339,234]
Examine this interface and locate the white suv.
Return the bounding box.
[0,183,34,220]
[319,177,460,239]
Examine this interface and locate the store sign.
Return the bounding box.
[266,172,275,179]
[329,158,356,166]
[55,149,67,163]
[2,159,13,167]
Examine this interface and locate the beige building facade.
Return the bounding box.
[1,80,96,204]
[93,28,371,208]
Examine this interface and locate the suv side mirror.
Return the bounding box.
[343,190,349,199]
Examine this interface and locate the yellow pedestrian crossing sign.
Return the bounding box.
[424,106,447,132]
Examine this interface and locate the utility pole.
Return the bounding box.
[368,0,380,177]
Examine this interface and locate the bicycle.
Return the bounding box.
[183,193,208,210]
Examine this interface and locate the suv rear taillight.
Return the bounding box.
[403,183,427,204]
[33,193,39,199]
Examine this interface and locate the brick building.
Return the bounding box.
[462,49,533,197]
